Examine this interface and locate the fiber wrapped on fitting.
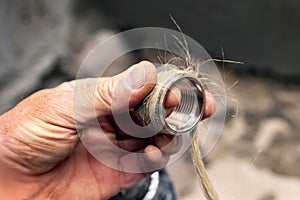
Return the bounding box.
[134,64,206,136]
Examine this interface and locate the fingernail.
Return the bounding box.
[127,66,146,90]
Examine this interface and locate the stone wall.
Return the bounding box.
[0,0,72,113]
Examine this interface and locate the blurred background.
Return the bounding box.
[0,0,299,199]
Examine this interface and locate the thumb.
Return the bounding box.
[106,61,157,112]
[73,61,157,123]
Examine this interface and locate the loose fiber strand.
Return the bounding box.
[191,131,219,200]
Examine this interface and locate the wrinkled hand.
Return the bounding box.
[0,61,215,200]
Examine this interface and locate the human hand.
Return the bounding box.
[0,61,215,200]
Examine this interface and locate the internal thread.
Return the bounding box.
[135,64,206,136]
[165,79,202,133]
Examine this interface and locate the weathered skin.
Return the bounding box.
[0,61,215,200]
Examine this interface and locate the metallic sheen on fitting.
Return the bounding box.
[134,64,206,136]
